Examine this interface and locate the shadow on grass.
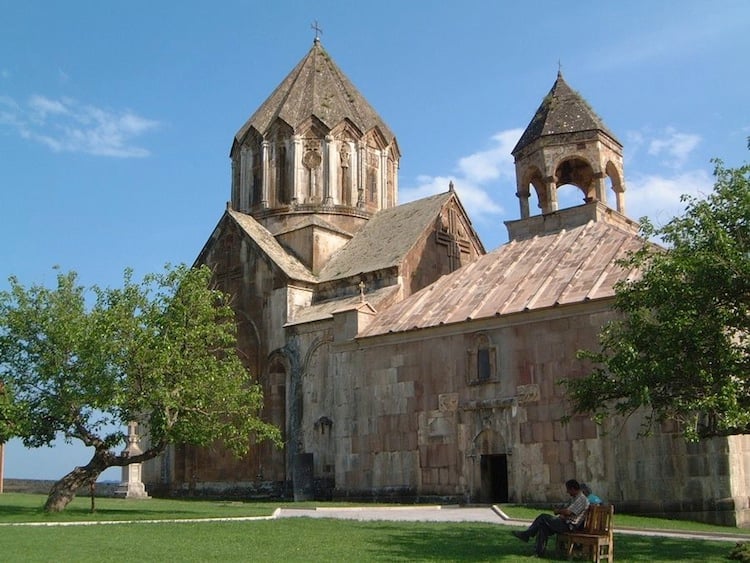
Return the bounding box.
[346,522,734,562]
[353,522,538,561]
[0,502,46,519]
[615,535,733,562]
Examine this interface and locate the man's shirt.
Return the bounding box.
[565,491,590,528]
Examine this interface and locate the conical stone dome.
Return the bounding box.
[229,38,400,230]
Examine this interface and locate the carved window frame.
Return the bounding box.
[466,332,498,385]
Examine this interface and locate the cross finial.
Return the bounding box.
[358,280,365,302]
[311,20,323,43]
[557,59,563,77]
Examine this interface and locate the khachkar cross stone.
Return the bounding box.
[113,421,151,499]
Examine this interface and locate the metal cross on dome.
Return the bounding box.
[311,20,323,42]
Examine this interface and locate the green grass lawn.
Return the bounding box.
[0,494,746,562]
[0,492,278,522]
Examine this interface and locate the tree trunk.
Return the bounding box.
[44,451,108,512]
[43,442,164,512]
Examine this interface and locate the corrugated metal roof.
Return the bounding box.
[359,219,642,336]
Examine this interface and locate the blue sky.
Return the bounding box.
[1,1,748,482]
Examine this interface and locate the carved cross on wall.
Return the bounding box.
[435,207,471,271]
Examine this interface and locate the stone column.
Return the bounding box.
[240,146,251,212]
[261,141,270,209]
[230,157,238,210]
[615,187,626,215]
[113,422,150,499]
[546,178,558,213]
[324,135,335,206]
[379,149,388,210]
[291,135,303,206]
[593,171,607,204]
[392,156,399,207]
[356,142,366,207]
[517,180,531,219]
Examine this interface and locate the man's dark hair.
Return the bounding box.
[565,479,581,491]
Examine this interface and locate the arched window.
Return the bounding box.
[467,333,498,384]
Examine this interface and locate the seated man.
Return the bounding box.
[511,479,590,557]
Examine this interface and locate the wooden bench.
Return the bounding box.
[556,504,614,562]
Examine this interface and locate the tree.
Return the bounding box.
[564,159,750,441]
[0,264,280,512]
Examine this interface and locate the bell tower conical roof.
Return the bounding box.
[512,71,620,154]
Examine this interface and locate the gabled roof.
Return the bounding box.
[359,219,644,337]
[198,209,318,284]
[512,71,620,155]
[317,191,460,282]
[234,39,395,145]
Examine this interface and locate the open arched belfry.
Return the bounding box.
[512,71,626,218]
[143,39,750,528]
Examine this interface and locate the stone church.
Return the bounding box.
[143,38,750,526]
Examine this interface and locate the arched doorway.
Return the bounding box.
[473,427,509,503]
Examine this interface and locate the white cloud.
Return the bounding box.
[648,127,701,169]
[29,95,70,120]
[625,168,713,228]
[0,95,159,157]
[401,128,523,222]
[457,129,520,183]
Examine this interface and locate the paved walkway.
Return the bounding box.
[274,505,750,543]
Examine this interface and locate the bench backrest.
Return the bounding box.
[581,504,614,534]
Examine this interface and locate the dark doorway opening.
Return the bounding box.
[480,454,508,503]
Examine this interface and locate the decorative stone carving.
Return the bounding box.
[439,393,459,412]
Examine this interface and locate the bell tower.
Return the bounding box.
[511,71,626,219]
